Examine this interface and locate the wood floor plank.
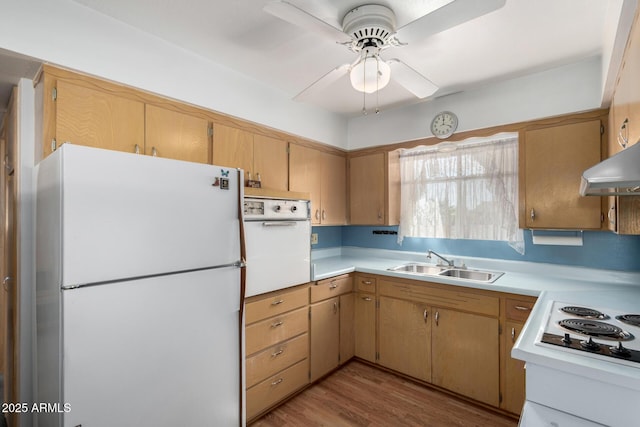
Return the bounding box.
[251,361,518,426]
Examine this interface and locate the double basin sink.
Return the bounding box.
[387,262,503,283]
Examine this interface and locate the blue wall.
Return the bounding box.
[312,226,640,272]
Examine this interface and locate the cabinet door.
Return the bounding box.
[145,105,210,163]
[253,134,288,191]
[523,120,602,229]
[56,80,144,154]
[289,143,322,224]
[320,152,347,225]
[378,297,430,382]
[212,123,253,181]
[354,293,376,363]
[431,308,499,406]
[310,298,340,382]
[339,293,355,364]
[349,152,385,224]
[504,320,526,414]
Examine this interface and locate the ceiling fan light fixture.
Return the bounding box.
[350,54,391,94]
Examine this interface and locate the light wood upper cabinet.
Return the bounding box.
[254,134,289,191]
[349,151,399,225]
[521,120,603,229]
[289,143,347,225]
[606,9,640,235]
[212,123,288,190]
[145,104,211,163]
[54,79,145,155]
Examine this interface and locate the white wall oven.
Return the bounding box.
[243,197,311,297]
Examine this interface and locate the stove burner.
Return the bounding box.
[560,306,608,319]
[558,319,633,341]
[616,314,640,327]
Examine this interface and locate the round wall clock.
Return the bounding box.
[430,111,458,139]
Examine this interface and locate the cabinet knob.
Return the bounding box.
[151,146,158,157]
[511,327,516,341]
[435,311,440,326]
[423,309,428,322]
[315,209,320,221]
[530,208,536,221]
[134,144,140,154]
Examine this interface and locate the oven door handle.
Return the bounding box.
[261,221,300,227]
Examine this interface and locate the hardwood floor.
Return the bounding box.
[251,360,518,427]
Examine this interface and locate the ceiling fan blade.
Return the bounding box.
[294,63,350,102]
[387,59,438,99]
[397,0,506,43]
[263,1,351,43]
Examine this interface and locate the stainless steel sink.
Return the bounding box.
[387,263,503,283]
[439,268,503,283]
[387,263,449,275]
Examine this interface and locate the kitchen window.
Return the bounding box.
[397,134,524,254]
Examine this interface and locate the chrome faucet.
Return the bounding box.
[427,250,454,267]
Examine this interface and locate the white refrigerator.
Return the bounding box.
[36,144,245,427]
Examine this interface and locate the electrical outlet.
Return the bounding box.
[311,233,318,245]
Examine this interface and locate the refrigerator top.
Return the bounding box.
[37,144,243,287]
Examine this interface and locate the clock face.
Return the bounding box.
[431,111,458,139]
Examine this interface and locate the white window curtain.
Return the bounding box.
[397,135,524,254]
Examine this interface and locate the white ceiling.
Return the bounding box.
[0,0,623,123]
[65,0,618,117]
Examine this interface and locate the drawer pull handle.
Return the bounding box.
[271,349,284,358]
[435,311,440,326]
[511,327,516,341]
[271,299,284,306]
[515,305,531,311]
[329,284,338,289]
[271,378,284,386]
[362,280,372,285]
[270,321,283,328]
[423,309,428,322]
[362,296,372,301]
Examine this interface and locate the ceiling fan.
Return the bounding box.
[264,0,506,108]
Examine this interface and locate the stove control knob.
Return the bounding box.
[610,342,632,357]
[291,205,298,212]
[274,205,281,212]
[562,333,572,345]
[580,337,601,352]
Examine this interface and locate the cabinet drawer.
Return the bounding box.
[246,358,309,421]
[379,279,499,317]
[246,333,309,388]
[310,274,353,303]
[245,286,308,325]
[355,274,377,293]
[506,298,536,322]
[246,307,308,355]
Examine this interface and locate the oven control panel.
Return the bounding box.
[243,197,310,221]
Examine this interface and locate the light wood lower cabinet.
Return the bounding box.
[309,274,353,382]
[244,285,310,422]
[431,307,499,406]
[354,274,377,363]
[378,297,431,382]
[373,276,502,409]
[501,296,536,415]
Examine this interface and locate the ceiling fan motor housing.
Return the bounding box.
[342,4,397,49]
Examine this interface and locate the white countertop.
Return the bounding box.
[312,246,640,391]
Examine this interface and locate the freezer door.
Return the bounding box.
[56,268,241,427]
[37,145,241,286]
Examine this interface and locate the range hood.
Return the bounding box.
[580,142,640,196]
